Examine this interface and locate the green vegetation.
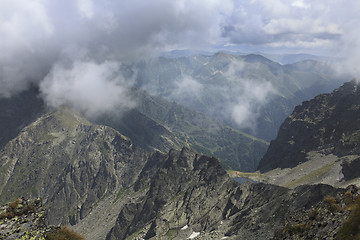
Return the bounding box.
[45,226,85,240]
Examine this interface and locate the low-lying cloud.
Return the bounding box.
[231,81,275,130]
[0,0,233,114]
[40,60,135,118]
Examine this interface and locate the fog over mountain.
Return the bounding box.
[1,0,360,122]
[4,2,360,239]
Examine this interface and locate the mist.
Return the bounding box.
[0,0,233,115]
[2,0,360,120]
[40,60,135,118]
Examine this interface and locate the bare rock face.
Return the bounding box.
[106,148,345,240]
[0,108,149,226]
[341,157,360,180]
[258,80,360,172]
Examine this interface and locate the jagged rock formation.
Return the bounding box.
[258,80,360,173]
[0,109,352,239]
[106,148,346,240]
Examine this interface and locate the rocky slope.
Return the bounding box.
[0,198,51,239]
[258,80,360,173]
[105,148,349,240]
[0,106,358,239]
[0,107,265,239]
[0,197,85,239]
[0,107,149,229]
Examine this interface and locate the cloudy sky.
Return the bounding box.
[0,0,359,115]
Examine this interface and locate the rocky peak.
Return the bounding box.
[258,80,360,172]
[106,147,348,240]
[0,107,149,226]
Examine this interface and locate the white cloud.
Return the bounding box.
[40,60,135,118]
[292,0,310,9]
[0,0,234,99]
[1,0,360,104]
[231,80,276,130]
[167,75,204,104]
[77,0,94,19]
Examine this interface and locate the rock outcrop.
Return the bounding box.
[106,148,347,240]
[258,80,360,172]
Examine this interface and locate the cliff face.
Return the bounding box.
[258,80,360,172]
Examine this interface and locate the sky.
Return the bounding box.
[0,0,359,116]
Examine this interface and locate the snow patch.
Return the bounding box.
[181,225,189,230]
[188,231,200,239]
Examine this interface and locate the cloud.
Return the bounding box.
[0,0,233,99]
[1,0,360,114]
[169,75,204,101]
[40,60,135,118]
[222,59,276,129]
[222,0,359,57]
[231,81,275,130]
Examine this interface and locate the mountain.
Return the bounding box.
[0,104,359,239]
[133,52,345,140]
[105,147,348,240]
[131,89,268,171]
[0,86,267,172]
[0,108,149,228]
[0,107,265,238]
[260,53,333,65]
[240,80,360,192]
[258,80,360,172]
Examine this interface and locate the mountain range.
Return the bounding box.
[0,53,359,239]
[132,52,346,140]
